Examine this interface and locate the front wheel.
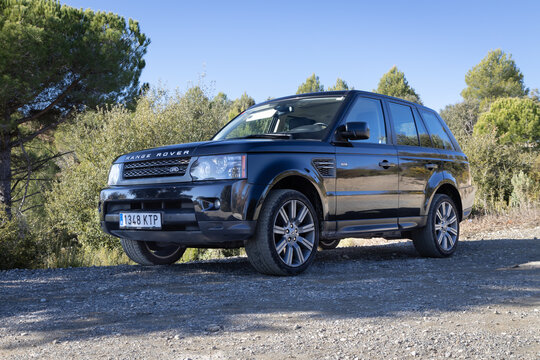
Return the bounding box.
[121,239,186,265]
[412,194,460,257]
[245,189,319,276]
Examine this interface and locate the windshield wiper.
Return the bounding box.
[240,133,293,139]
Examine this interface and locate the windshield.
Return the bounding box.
[213,96,345,140]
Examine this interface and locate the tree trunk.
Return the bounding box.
[0,130,11,217]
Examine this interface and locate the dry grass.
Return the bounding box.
[461,206,539,238]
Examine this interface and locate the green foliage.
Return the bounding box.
[228,92,255,120]
[45,85,229,251]
[375,66,422,104]
[461,49,528,102]
[474,97,540,144]
[44,242,130,269]
[461,130,536,208]
[213,92,232,108]
[0,0,149,118]
[510,171,538,207]
[10,137,61,218]
[530,89,540,103]
[327,78,350,91]
[182,248,243,262]
[440,100,480,138]
[296,73,324,94]
[0,0,149,214]
[0,208,40,269]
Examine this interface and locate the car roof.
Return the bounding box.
[254,90,435,113]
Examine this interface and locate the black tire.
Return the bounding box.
[318,239,340,250]
[245,189,319,276]
[121,239,186,265]
[412,194,460,257]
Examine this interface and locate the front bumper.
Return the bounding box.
[99,180,263,247]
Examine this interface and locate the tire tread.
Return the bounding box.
[245,189,318,276]
[121,238,185,265]
[412,194,459,258]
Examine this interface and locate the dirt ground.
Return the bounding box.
[1,224,539,359]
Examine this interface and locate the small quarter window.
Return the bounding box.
[343,97,386,144]
[388,102,419,146]
[420,109,454,150]
[413,108,432,148]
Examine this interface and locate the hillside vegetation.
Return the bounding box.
[0,1,538,269]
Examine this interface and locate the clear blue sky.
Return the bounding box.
[63,0,539,111]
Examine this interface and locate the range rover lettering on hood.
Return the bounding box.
[125,149,191,161]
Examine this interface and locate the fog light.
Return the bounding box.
[199,198,221,211]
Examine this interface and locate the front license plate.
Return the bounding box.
[119,212,162,229]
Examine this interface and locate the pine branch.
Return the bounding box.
[12,191,41,203]
[21,204,43,213]
[9,108,77,148]
[16,79,80,126]
[11,151,73,177]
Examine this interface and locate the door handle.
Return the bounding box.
[425,163,438,170]
[378,160,396,169]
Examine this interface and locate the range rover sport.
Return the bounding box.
[100,90,475,275]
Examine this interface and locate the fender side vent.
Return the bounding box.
[312,158,336,177]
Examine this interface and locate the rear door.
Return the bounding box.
[334,94,399,234]
[386,100,443,229]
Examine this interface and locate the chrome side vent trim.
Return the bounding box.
[312,158,336,177]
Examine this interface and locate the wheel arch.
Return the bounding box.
[430,182,463,222]
[253,172,326,231]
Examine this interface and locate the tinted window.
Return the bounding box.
[420,109,454,150]
[388,102,418,146]
[343,97,386,144]
[413,108,432,147]
[214,96,344,140]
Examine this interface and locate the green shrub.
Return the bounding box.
[461,130,537,210]
[510,171,538,207]
[440,99,480,138]
[0,209,40,269]
[182,248,244,262]
[45,85,230,252]
[474,97,540,145]
[44,242,130,268]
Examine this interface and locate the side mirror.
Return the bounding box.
[338,122,370,140]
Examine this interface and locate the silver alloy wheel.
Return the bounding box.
[273,199,316,267]
[434,201,458,251]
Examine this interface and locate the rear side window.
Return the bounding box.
[388,102,419,146]
[343,97,387,144]
[420,109,454,150]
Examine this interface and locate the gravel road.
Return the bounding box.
[1,226,539,359]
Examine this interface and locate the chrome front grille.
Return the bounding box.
[123,157,191,179]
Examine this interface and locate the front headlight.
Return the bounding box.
[190,154,246,181]
[107,164,122,185]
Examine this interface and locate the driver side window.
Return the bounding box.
[343,97,386,144]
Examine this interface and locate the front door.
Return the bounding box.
[334,95,399,234]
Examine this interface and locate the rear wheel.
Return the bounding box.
[318,239,340,250]
[121,239,186,265]
[245,189,319,276]
[412,194,459,257]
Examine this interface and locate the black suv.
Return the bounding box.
[100,91,475,275]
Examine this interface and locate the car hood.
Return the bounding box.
[115,138,334,163]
